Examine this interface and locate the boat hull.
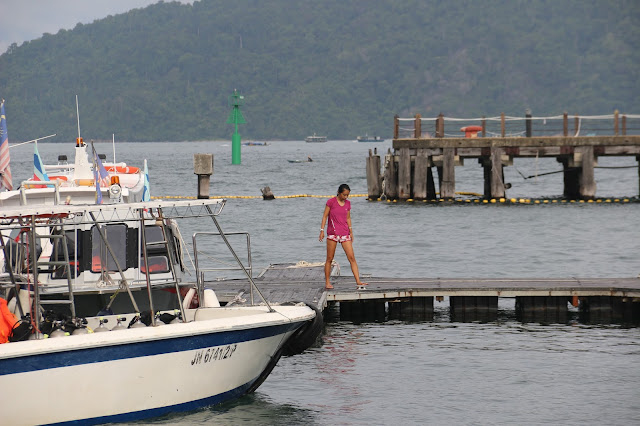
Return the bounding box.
[0,305,313,425]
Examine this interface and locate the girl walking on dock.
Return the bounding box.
[319,184,367,290]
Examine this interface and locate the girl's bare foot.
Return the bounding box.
[325,283,334,289]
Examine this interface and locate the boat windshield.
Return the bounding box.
[91,224,127,272]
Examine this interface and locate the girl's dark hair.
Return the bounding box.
[338,183,350,194]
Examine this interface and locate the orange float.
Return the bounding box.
[106,166,140,174]
[460,125,483,138]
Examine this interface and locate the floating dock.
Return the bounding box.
[206,263,640,324]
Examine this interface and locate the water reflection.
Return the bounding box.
[118,393,318,425]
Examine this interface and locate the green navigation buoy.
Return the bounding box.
[227,89,246,165]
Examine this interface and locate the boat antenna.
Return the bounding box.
[8,134,56,148]
[112,133,116,164]
[75,95,81,140]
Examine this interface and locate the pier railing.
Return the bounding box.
[394,111,640,139]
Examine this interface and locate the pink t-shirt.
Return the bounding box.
[326,197,351,236]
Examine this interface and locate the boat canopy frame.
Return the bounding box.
[0,199,274,335]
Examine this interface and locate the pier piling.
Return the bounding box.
[261,186,275,200]
[383,149,397,199]
[440,148,456,199]
[490,147,505,199]
[412,149,429,200]
[366,148,382,199]
[578,145,596,199]
[398,148,411,200]
[194,153,213,199]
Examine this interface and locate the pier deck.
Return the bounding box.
[366,112,640,201]
[326,276,640,300]
[205,263,640,323]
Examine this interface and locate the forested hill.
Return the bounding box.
[0,0,638,142]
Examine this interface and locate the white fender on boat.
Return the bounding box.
[7,295,16,313]
[203,289,220,308]
[8,289,30,317]
[183,288,196,310]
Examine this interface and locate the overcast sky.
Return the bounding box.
[0,0,193,53]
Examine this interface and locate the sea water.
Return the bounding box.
[12,140,640,424]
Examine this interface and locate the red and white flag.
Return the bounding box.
[0,100,13,190]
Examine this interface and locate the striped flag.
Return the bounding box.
[33,143,50,187]
[142,159,150,201]
[93,151,110,204]
[0,100,13,190]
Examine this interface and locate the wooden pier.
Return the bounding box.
[206,263,640,324]
[366,112,640,200]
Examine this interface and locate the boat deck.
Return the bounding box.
[204,263,329,307]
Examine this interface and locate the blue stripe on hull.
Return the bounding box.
[1,321,302,375]
[48,376,258,425]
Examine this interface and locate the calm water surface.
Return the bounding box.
[12,140,640,424]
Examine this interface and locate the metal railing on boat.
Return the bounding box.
[0,198,276,337]
[193,231,253,304]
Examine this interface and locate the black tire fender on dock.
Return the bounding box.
[245,346,284,394]
[245,303,324,395]
[281,302,323,357]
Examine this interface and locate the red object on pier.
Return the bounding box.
[460,125,483,138]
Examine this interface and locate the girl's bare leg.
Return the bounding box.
[341,241,367,286]
[325,239,338,289]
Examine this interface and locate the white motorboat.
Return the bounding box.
[0,137,146,209]
[0,142,318,424]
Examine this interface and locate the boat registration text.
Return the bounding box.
[190,344,238,365]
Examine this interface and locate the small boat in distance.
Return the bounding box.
[357,134,385,142]
[288,156,313,163]
[305,133,327,143]
[242,141,268,146]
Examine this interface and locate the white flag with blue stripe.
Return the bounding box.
[142,159,150,201]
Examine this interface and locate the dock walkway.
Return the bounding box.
[205,263,640,323]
